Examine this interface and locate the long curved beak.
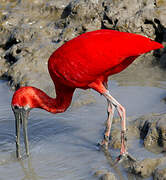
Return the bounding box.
[12,106,30,159]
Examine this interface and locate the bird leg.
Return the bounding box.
[116,104,127,156]
[103,91,127,153]
[103,91,136,163]
[100,100,115,150]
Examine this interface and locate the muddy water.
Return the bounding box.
[0,63,166,180]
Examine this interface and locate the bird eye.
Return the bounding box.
[13,105,19,110]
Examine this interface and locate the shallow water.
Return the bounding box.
[0,62,166,180]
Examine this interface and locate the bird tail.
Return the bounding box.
[149,40,164,51]
[121,34,164,57]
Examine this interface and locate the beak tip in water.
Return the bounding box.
[12,106,30,159]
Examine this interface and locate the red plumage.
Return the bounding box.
[12,29,163,110]
[11,29,164,159]
[12,29,163,111]
[48,29,163,89]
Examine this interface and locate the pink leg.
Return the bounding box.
[103,91,127,155]
[89,80,136,162]
[100,100,115,149]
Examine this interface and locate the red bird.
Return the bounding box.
[11,29,163,161]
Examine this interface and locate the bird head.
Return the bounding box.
[11,86,47,158]
[11,86,33,127]
[11,104,31,127]
[11,87,32,158]
[11,86,49,128]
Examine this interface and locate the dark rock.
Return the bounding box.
[99,173,117,180]
[153,167,166,180]
[126,158,162,178]
[94,170,117,180]
[133,114,166,153]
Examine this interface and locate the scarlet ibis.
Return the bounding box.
[11,29,163,160]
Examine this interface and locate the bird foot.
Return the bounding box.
[97,135,109,151]
[97,142,108,152]
[16,152,30,161]
[113,153,137,166]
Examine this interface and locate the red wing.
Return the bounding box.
[49,30,163,87]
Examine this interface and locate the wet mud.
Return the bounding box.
[153,167,166,180]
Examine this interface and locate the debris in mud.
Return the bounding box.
[124,158,162,178]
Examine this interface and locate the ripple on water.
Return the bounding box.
[1,62,166,179]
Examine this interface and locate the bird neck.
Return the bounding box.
[11,86,75,114]
[37,87,75,114]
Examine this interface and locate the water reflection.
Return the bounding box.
[19,157,40,180]
[1,59,166,179]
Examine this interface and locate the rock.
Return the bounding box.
[94,170,117,180]
[133,113,166,153]
[153,167,166,180]
[0,58,9,78]
[160,53,166,67]
[0,48,9,78]
[100,172,117,180]
[126,158,162,178]
[156,118,166,149]
[94,170,108,176]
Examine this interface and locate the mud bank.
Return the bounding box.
[0,0,166,94]
[94,112,166,179]
[113,112,166,179]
